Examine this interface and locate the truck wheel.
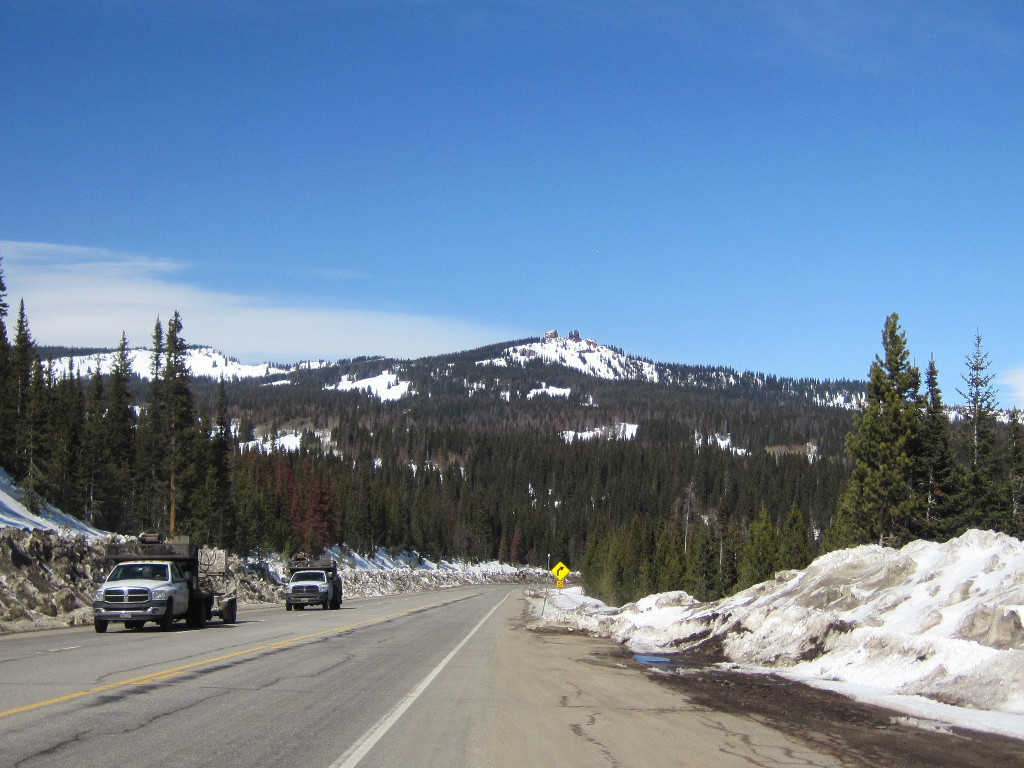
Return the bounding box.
[160,599,175,631]
[330,595,341,610]
[285,602,292,611]
[221,600,237,624]
[94,619,108,634]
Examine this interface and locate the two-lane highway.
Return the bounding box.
[1,587,516,768]
[1,587,856,768]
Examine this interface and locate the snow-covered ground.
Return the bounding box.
[325,369,413,400]
[532,530,1024,740]
[561,423,639,443]
[0,468,104,537]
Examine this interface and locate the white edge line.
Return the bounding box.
[329,592,510,768]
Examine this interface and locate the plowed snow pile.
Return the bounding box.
[534,530,1024,738]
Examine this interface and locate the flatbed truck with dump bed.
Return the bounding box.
[92,533,238,632]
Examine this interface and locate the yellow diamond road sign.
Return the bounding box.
[551,561,570,580]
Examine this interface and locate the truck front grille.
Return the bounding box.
[104,587,151,604]
[292,586,321,597]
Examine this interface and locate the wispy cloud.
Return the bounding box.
[1001,368,1024,414]
[1,241,523,362]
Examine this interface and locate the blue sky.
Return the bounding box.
[2,1,1022,405]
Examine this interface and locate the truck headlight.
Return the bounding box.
[318,584,328,593]
[94,589,105,601]
[151,587,169,600]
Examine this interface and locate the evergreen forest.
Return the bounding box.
[5,258,1022,606]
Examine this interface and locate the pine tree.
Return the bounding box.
[163,311,203,536]
[917,357,958,538]
[955,332,1006,531]
[21,358,52,510]
[11,301,36,479]
[49,361,85,517]
[737,505,779,589]
[0,256,13,472]
[105,334,137,532]
[683,518,717,599]
[1009,410,1024,538]
[827,313,922,549]
[81,366,109,526]
[778,503,813,571]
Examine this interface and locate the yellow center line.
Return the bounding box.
[0,595,462,720]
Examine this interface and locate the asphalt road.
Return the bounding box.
[3,587,1016,768]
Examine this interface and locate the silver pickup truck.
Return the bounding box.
[93,535,238,633]
[283,556,343,610]
[93,560,190,632]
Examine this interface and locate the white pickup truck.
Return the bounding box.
[93,560,190,632]
[283,555,343,610]
[93,535,238,633]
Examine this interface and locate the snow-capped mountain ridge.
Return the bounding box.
[45,329,867,412]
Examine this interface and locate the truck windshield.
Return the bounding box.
[108,563,170,582]
[292,571,326,582]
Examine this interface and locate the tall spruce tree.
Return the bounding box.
[917,357,958,538]
[1009,411,1024,537]
[737,505,779,589]
[21,358,52,510]
[104,334,137,531]
[778,503,813,571]
[162,311,203,536]
[0,256,13,472]
[81,366,109,526]
[954,332,1005,531]
[10,301,37,479]
[135,319,168,531]
[827,313,922,549]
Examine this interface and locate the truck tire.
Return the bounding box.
[285,601,293,611]
[160,599,175,631]
[221,599,237,624]
[186,596,206,628]
[330,594,341,610]
[94,619,108,633]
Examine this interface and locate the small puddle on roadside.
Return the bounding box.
[633,654,685,671]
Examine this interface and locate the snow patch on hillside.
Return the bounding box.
[533,530,1024,739]
[326,370,413,401]
[695,431,749,456]
[562,423,639,443]
[527,384,571,399]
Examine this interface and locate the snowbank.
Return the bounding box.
[531,531,1024,739]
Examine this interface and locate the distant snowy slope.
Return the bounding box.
[477,331,660,382]
[51,346,326,381]
[0,469,105,537]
